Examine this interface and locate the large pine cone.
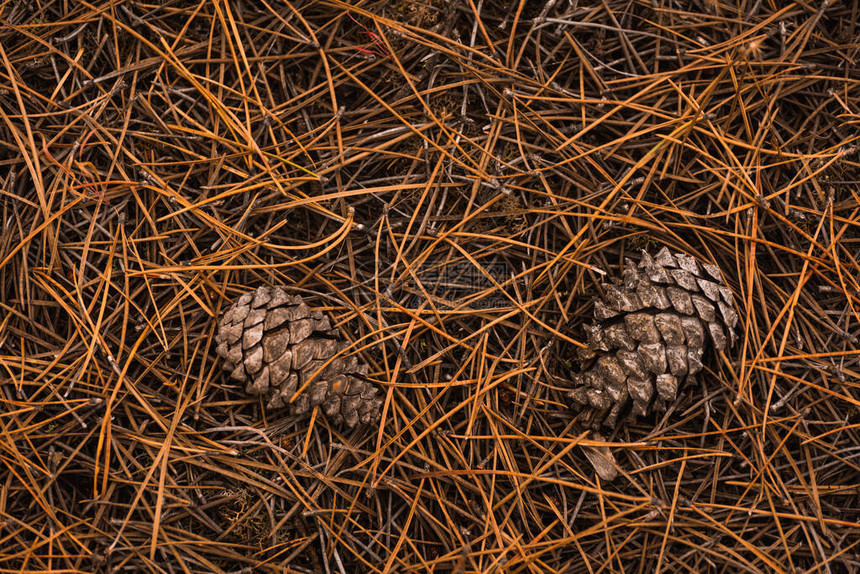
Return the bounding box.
[215,287,383,428]
[569,248,738,427]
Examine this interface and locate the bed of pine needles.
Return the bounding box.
[1,1,859,572]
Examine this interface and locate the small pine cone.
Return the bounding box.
[568,247,738,427]
[215,287,382,428]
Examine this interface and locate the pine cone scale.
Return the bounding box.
[244,323,264,349]
[244,346,264,374]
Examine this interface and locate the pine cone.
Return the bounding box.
[215,287,382,428]
[568,247,738,427]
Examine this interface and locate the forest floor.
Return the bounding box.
[0,1,858,572]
